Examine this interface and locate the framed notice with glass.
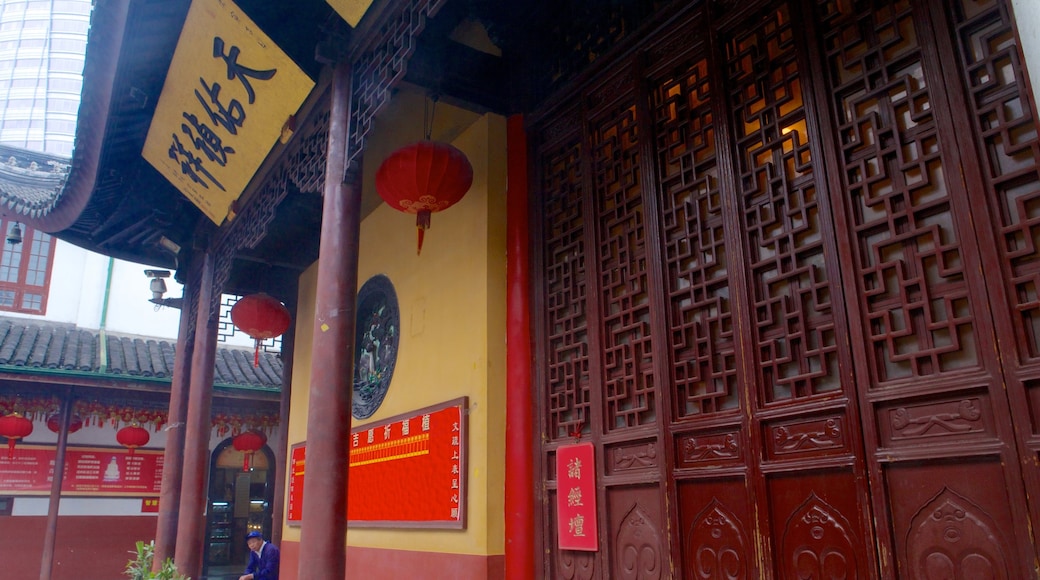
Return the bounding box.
[287,397,467,529]
[0,444,163,497]
[556,442,598,551]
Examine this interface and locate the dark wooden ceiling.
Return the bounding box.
[51,0,671,297]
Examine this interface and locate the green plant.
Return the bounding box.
[124,541,191,580]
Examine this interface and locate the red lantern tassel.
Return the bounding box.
[6,438,14,459]
[243,451,252,472]
[416,209,431,255]
[253,339,260,367]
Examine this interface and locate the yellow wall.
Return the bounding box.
[282,112,508,557]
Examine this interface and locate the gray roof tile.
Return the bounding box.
[0,316,281,389]
[0,145,70,218]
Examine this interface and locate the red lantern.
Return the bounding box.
[231,293,292,367]
[232,430,267,471]
[46,413,83,434]
[0,413,33,458]
[116,423,150,455]
[375,140,473,255]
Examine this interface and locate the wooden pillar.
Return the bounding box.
[297,59,361,580]
[174,253,219,578]
[505,114,536,578]
[153,279,197,567]
[270,313,295,547]
[39,393,73,580]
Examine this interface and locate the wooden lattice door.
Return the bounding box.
[532,0,1040,578]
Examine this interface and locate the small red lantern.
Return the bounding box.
[46,413,83,434]
[0,413,33,458]
[231,293,292,367]
[116,423,150,455]
[375,140,473,255]
[232,430,267,471]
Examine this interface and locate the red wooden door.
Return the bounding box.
[532,0,1040,578]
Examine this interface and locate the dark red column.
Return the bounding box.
[39,392,73,580]
[505,114,536,578]
[153,277,197,567]
[297,60,361,580]
[174,253,219,578]
[271,316,295,547]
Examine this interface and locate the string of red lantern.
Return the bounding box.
[0,413,33,458]
[1,397,280,439]
[230,293,292,367]
[116,423,150,455]
[375,140,473,255]
[46,413,83,434]
[232,430,268,471]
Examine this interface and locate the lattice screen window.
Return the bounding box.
[726,3,841,402]
[541,132,591,442]
[217,293,283,353]
[820,0,979,382]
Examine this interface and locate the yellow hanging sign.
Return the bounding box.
[142,0,315,225]
[325,0,375,27]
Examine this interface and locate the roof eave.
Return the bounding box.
[23,0,129,234]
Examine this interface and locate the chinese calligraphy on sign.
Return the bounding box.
[142,0,314,224]
[556,442,598,551]
[286,398,467,529]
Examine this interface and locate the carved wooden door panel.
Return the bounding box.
[809,0,1039,576]
[532,0,1040,577]
[534,55,670,577]
[655,4,875,577]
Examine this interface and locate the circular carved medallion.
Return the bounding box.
[352,275,399,419]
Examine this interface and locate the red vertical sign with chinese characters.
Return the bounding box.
[287,443,306,523]
[556,442,598,551]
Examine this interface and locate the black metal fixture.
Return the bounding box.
[6,222,22,246]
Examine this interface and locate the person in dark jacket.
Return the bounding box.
[239,530,280,580]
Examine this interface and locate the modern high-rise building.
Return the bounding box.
[0,0,191,333]
[0,0,92,317]
[0,0,92,157]
[0,0,253,335]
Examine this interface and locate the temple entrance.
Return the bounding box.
[203,438,275,579]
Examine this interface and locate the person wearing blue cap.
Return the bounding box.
[238,530,280,580]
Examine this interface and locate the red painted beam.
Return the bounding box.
[505,114,535,579]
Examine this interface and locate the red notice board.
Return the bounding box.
[0,444,164,497]
[287,397,467,529]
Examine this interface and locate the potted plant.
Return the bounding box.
[124,540,190,580]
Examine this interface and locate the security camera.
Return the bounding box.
[144,269,171,301]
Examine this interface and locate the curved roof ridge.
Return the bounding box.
[0,144,72,219]
[14,0,129,233]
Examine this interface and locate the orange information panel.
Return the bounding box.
[288,397,467,528]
